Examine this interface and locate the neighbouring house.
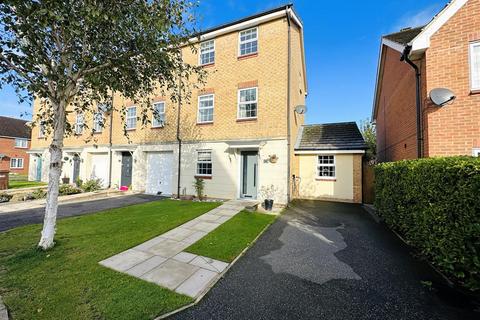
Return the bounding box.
[28,4,365,204]
[373,0,480,162]
[294,122,366,203]
[0,116,31,176]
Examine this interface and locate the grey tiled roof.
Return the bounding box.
[0,116,31,139]
[383,26,424,45]
[295,122,367,151]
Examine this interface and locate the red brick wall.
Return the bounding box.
[424,0,480,156]
[376,46,420,162]
[0,137,30,175]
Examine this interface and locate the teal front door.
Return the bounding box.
[36,157,42,181]
[241,151,258,199]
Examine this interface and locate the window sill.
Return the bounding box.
[238,53,258,60]
[236,117,257,123]
[195,175,212,180]
[126,128,136,131]
[470,89,480,95]
[316,178,336,182]
[14,147,28,149]
[200,63,215,68]
[197,122,214,126]
[93,131,103,135]
[151,125,165,129]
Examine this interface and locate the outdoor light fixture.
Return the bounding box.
[294,105,307,114]
[429,88,456,107]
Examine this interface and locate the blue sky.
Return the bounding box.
[0,0,448,124]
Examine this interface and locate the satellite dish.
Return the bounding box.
[430,88,456,106]
[295,105,307,114]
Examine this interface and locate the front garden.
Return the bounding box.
[0,200,220,319]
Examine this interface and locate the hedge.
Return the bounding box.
[375,157,480,292]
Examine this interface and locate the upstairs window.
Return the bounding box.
[470,42,480,91]
[196,150,212,177]
[93,111,103,133]
[126,106,137,130]
[38,123,45,138]
[199,40,215,65]
[239,27,258,56]
[15,138,28,148]
[197,94,214,123]
[317,155,336,179]
[238,87,257,119]
[152,102,166,127]
[10,158,24,169]
[75,113,84,135]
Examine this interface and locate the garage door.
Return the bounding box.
[146,152,173,195]
[90,153,109,188]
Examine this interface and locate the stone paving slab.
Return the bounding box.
[99,200,256,298]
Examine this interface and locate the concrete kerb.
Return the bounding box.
[0,296,9,320]
[154,212,279,320]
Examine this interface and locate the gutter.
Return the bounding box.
[108,94,114,188]
[400,45,423,158]
[286,6,292,203]
[176,69,183,199]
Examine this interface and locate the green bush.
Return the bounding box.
[59,184,82,196]
[193,177,205,200]
[375,157,480,291]
[31,189,47,199]
[80,179,102,192]
[0,193,13,203]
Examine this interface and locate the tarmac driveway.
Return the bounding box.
[0,194,161,232]
[172,200,477,320]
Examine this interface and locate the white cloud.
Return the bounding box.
[392,4,443,32]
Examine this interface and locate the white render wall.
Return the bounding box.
[27,138,289,204]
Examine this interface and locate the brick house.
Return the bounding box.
[28,4,365,204]
[373,0,480,162]
[0,116,31,175]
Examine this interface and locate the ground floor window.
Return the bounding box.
[196,150,212,177]
[317,155,335,179]
[10,158,24,169]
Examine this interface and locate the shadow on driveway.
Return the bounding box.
[171,200,478,320]
[0,194,163,232]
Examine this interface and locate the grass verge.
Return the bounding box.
[8,180,46,189]
[185,211,276,262]
[0,199,220,320]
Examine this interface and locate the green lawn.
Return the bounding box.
[185,211,276,262]
[0,200,220,320]
[8,180,46,189]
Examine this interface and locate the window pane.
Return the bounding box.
[471,43,480,89]
[197,151,212,175]
[153,102,165,126]
[200,40,215,65]
[239,28,258,56]
[198,95,214,123]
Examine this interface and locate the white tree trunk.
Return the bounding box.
[38,100,66,250]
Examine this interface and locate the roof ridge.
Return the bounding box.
[383,25,424,38]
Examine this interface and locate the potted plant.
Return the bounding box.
[193,177,205,201]
[260,185,277,211]
[62,175,70,184]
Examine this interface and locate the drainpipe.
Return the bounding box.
[400,45,423,158]
[176,68,183,199]
[286,6,292,202]
[107,93,114,188]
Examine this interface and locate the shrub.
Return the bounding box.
[0,193,13,203]
[80,179,102,192]
[375,157,480,291]
[193,177,205,200]
[59,184,82,196]
[31,188,47,200]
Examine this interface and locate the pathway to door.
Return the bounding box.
[99,200,257,299]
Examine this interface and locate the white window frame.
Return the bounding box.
[75,113,84,135]
[196,150,212,177]
[237,87,258,120]
[473,148,480,157]
[238,27,258,57]
[152,102,166,128]
[126,106,137,130]
[197,94,214,124]
[469,41,480,91]
[10,158,24,169]
[93,110,103,133]
[199,40,215,66]
[14,138,28,148]
[316,155,336,180]
[38,123,45,138]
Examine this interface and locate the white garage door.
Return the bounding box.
[146,152,173,195]
[90,153,109,188]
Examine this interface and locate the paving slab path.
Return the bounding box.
[100,200,256,299]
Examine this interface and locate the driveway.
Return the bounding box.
[171,200,477,320]
[0,194,161,232]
